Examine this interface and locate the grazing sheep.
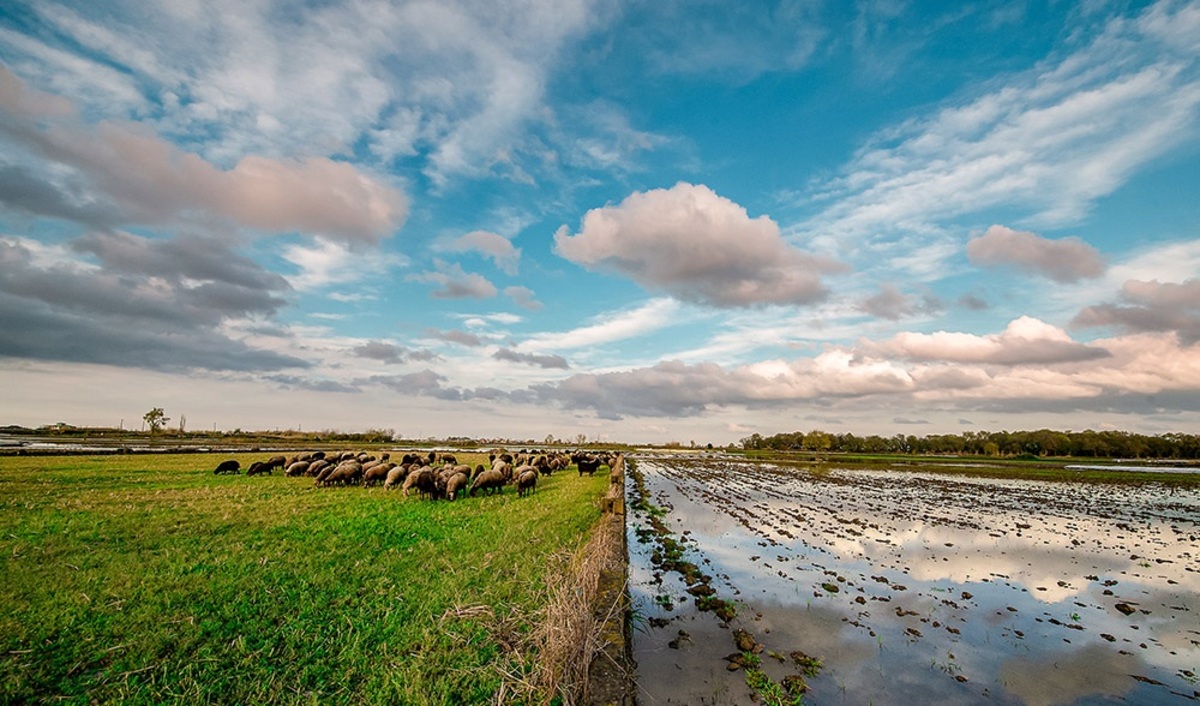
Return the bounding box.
[262,455,287,472]
[440,454,457,466]
[246,461,273,476]
[469,469,505,497]
[576,456,603,476]
[472,463,487,480]
[402,467,437,498]
[213,459,240,475]
[384,465,410,490]
[516,469,538,497]
[362,463,394,487]
[327,461,363,486]
[306,459,330,477]
[444,471,469,501]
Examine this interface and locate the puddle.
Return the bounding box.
[629,458,1200,705]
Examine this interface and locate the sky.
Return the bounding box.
[1,0,1199,445]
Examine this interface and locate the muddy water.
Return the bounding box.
[629,457,1200,705]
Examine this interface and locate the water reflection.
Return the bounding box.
[629,458,1200,705]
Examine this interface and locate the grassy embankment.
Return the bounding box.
[0,453,611,705]
[739,450,1200,486]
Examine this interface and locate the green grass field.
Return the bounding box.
[0,453,610,705]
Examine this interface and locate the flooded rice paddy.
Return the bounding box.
[628,457,1199,705]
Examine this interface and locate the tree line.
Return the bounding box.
[739,429,1200,460]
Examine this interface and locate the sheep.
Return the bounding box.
[576,455,603,476]
[262,455,287,472]
[213,459,240,475]
[469,469,505,497]
[516,469,538,497]
[362,462,394,487]
[402,467,437,498]
[324,461,363,486]
[285,460,310,477]
[384,465,410,490]
[491,461,514,483]
[246,461,272,476]
[444,471,469,501]
[306,459,330,477]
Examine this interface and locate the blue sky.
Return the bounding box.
[1,0,1199,444]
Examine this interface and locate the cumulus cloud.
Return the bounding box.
[868,317,1112,366]
[1072,277,1200,344]
[523,319,1200,420]
[0,66,408,244]
[967,225,1105,282]
[447,230,520,274]
[504,285,542,311]
[554,183,842,308]
[414,261,498,300]
[0,235,302,371]
[493,348,570,369]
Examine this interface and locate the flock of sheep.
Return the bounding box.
[212,448,621,501]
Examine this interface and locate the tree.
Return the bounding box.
[143,407,169,434]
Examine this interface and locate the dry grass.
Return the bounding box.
[499,509,625,705]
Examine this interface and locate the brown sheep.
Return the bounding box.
[362,462,394,487]
[285,460,310,477]
[246,461,273,476]
[306,459,330,477]
[384,465,410,490]
[492,461,514,483]
[444,471,469,501]
[469,469,505,497]
[318,461,362,486]
[516,469,538,497]
[402,467,437,498]
[313,462,337,485]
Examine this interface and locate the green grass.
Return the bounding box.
[0,454,610,705]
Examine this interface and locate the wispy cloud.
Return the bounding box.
[516,298,682,352]
[799,2,1200,265]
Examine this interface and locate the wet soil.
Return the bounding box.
[628,456,1199,705]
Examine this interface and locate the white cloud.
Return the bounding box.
[517,298,681,353]
[800,1,1200,260]
[869,316,1112,365]
[3,0,609,186]
[555,183,843,308]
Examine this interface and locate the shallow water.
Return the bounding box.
[629,457,1200,705]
